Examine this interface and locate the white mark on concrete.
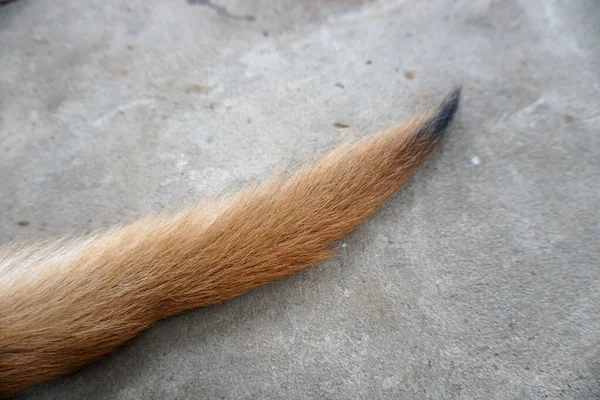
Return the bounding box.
[341,242,347,248]
[519,96,546,115]
[382,376,401,390]
[471,156,481,165]
[489,113,508,133]
[338,0,411,23]
[240,43,289,79]
[100,174,114,186]
[29,110,39,123]
[176,153,189,172]
[93,99,154,127]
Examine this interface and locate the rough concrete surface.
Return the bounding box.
[1,0,599,398]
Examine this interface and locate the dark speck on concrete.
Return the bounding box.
[404,71,415,79]
[366,60,372,65]
[17,220,30,227]
[335,82,345,88]
[188,0,255,22]
[334,122,350,129]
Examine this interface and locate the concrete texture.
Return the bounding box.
[1,0,599,398]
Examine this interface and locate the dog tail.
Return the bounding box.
[0,89,460,397]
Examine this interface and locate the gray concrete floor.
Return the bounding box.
[1,0,599,399]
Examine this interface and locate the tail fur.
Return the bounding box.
[0,89,460,396]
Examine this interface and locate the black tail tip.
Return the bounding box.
[416,87,461,142]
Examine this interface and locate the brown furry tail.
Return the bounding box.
[0,89,460,397]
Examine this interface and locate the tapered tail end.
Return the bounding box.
[416,87,461,142]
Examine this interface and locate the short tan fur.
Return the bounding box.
[0,89,460,396]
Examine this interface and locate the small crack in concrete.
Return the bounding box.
[187,0,255,22]
[0,0,20,6]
